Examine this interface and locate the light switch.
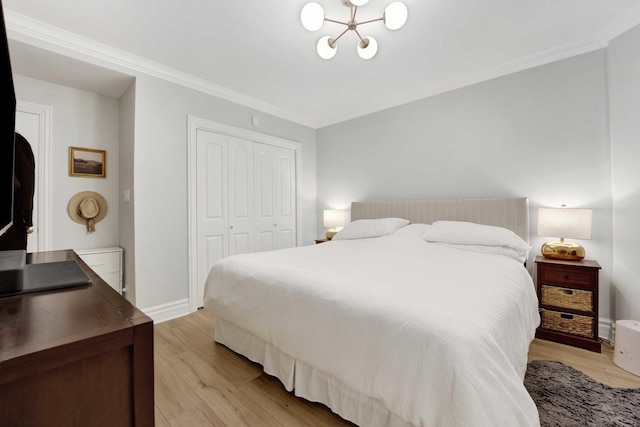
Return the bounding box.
[123,189,131,202]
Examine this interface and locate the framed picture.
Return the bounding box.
[69,146,106,178]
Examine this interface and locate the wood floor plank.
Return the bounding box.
[168,403,227,427]
[189,339,264,388]
[155,406,171,427]
[168,349,283,427]
[154,310,640,427]
[238,373,355,427]
[154,353,205,421]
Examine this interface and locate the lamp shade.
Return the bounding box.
[317,36,337,59]
[384,2,408,30]
[301,2,324,31]
[323,209,346,228]
[537,207,592,240]
[357,36,378,59]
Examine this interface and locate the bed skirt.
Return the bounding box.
[215,317,414,427]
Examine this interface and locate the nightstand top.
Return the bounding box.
[535,256,601,269]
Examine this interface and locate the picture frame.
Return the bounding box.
[69,146,106,178]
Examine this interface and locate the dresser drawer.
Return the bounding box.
[541,285,593,312]
[541,310,594,338]
[78,251,120,274]
[541,266,592,285]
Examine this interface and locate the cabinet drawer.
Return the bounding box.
[78,252,120,274]
[541,285,593,312]
[541,267,592,285]
[541,310,594,338]
[99,272,121,292]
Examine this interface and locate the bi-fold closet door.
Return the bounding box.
[195,129,296,307]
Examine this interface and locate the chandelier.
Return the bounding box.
[301,0,408,60]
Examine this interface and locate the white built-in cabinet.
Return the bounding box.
[195,129,297,307]
[74,247,123,294]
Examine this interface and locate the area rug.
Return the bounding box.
[524,360,640,427]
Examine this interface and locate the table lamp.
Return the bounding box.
[537,205,592,260]
[323,209,346,240]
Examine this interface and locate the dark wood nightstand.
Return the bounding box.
[314,239,328,244]
[535,256,601,352]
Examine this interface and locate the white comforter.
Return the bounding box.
[204,233,540,426]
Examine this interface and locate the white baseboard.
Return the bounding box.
[142,298,191,323]
[599,317,613,341]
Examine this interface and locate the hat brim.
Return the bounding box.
[68,191,108,224]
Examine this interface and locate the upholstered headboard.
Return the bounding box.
[350,197,530,243]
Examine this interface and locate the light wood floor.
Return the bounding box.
[154,309,640,426]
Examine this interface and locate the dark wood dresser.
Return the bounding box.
[0,250,154,426]
[535,256,601,353]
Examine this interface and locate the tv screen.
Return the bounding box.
[0,0,16,237]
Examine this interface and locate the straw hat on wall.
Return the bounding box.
[68,191,108,233]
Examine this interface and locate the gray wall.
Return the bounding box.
[132,75,317,311]
[609,25,640,321]
[14,75,121,251]
[317,50,616,325]
[119,81,136,301]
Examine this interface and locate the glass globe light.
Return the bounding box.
[357,36,378,60]
[349,0,370,6]
[384,2,408,30]
[317,36,337,59]
[301,2,325,31]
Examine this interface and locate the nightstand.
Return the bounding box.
[315,239,329,244]
[535,256,601,352]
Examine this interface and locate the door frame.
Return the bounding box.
[186,116,303,312]
[16,101,53,252]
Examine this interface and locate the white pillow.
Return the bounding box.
[393,223,432,237]
[333,218,410,240]
[422,221,529,262]
[433,242,528,263]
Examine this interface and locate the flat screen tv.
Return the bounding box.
[0,0,16,237]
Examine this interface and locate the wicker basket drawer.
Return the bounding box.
[541,267,591,285]
[541,310,594,338]
[541,285,593,311]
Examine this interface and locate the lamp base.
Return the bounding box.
[541,241,586,261]
[326,230,337,240]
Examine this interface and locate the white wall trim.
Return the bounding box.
[599,317,613,341]
[5,10,316,129]
[16,100,52,252]
[187,116,303,313]
[142,298,190,324]
[594,4,640,45]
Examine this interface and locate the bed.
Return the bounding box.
[204,197,541,426]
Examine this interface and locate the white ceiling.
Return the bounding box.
[4,0,640,128]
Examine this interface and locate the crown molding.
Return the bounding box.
[594,4,640,45]
[315,35,607,128]
[6,8,633,131]
[5,10,319,129]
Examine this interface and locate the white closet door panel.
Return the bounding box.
[229,137,254,256]
[275,147,297,246]
[196,130,229,307]
[256,231,275,252]
[255,147,275,218]
[254,143,297,251]
[230,232,251,255]
[277,229,295,249]
[254,144,277,247]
